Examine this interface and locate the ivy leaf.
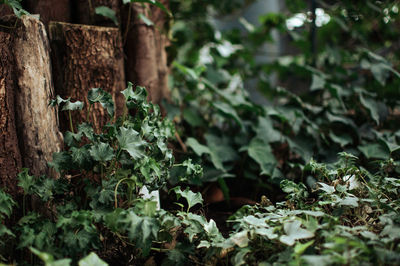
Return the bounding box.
[280,220,314,246]
[121,83,147,103]
[95,6,118,26]
[88,88,115,117]
[48,152,73,173]
[186,138,211,156]
[62,100,84,111]
[78,252,108,266]
[89,142,114,162]
[310,74,325,91]
[17,168,36,195]
[173,187,203,211]
[358,143,389,160]
[0,189,16,218]
[318,182,335,194]
[254,116,281,143]
[359,94,379,125]
[117,127,146,160]
[247,138,277,176]
[70,146,92,169]
[213,102,244,130]
[124,211,159,256]
[123,0,171,17]
[77,123,95,141]
[138,13,154,26]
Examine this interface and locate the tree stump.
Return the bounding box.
[13,16,64,177]
[122,1,170,104]
[0,16,63,195]
[0,28,22,197]
[49,22,126,132]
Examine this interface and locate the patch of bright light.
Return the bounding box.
[315,8,331,27]
[286,8,330,30]
[286,13,307,30]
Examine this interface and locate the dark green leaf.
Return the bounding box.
[89,142,114,162]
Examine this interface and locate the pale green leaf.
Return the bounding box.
[95,6,118,26]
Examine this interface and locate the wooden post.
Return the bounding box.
[49,22,126,132]
[0,16,63,195]
[0,27,22,196]
[122,0,170,104]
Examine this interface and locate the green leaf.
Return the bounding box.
[254,116,281,143]
[123,0,171,17]
[247,138,277,176]
[186,138,211,156]
[205,134,238,171]
[329,131,352,147]
[138,13,154,26]
[78,252,108,266]
[294,240,314,255]
[310,74,325,91]
[30,247,72,266]
[89,142,114,162]
[117,127,146,160]
[213,102,244,129]
[70,146,92,168]
[124,211,159,256]
[48,151,72,173]
[359,94,379,125]
[0,189,15,219]
[280,220,314,246]
[17,168,36,195]
[88,88,115,117]
[95,6,118,26]
[173,187,203,211]
[62,100,84,111]
[318,182,335,194]
[358,143,390,160]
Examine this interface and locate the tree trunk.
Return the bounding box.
[25,0,71,26]
[49,22,126,132]
[122,0,170,103]
[0,28,22,197]
[0,16,63,195]
[13,16,64,177]
[72,0,121,27]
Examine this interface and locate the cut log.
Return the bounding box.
[122,1,170,104]
[0,28,22,197]
[25,0,71,26]
[12,16,63,177]
[49,22,126,132]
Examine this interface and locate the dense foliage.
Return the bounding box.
[1,0,400,265]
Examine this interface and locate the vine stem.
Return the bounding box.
[88,0,94,23]
[123,3,132,46]
[68,110,74,133]
[86,104,92,122]
[114,177,131,208]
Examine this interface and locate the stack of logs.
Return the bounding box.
[0,0,170,197]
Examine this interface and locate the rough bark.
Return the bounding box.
[0,4,13,17]
[25,0,71,26]
[49,22,126,132]
[0,28,22,197]
[12,16,63,177]
[122,0,170,104]
[72,0,121,27]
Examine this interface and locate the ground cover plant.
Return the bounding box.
[1,0,400,265]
